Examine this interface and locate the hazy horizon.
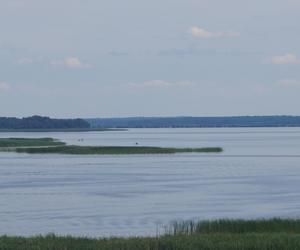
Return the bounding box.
[1,0,300,118]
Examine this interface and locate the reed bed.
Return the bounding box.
[2,219,300,250]
[167,218,300,235]
[0,138,65,147]
[15,145,223,155]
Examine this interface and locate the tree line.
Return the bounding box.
[87,116,300,128]
[0,116,90,129]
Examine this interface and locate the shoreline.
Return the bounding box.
[0,128,126,133]
[0,138,223,155]
[13,145,223,155]
[1,219,300,250]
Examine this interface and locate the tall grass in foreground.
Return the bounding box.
[167,218,300,235]
[2,219,300,250]
[0,128,125,132]
[2,233,300,250]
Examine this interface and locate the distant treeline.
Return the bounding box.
[87,116,300,128]
[0,116,90,130]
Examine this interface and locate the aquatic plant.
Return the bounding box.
[15,145,223,155]
[2,219,300,250]
[0,138,65,147]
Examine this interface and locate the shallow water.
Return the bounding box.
[1,128,300,236]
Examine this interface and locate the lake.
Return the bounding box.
[1,128,300,236]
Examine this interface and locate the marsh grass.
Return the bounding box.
[167,218,300,235]
[0,137,223,155]
[2,219,300,250]
[15,145,223,155]
[0,128,125,132]
[0,138,65,147]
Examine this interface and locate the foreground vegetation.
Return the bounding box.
[2,219,300,250]
[0,138,65,147]
[0,128,125,132]
[167,218,300,234]
[15,145,223,155]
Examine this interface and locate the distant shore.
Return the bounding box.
[3,115,300,131]
[87,116,300,128]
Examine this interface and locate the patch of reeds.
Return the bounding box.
[0,138,65,147]
[3,219,300,250]
[167,218,300,235]
[15,145,223,155]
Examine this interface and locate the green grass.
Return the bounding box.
[167,218,300,235]
[2,219,300,250]
[15,145,223,155]
[2,234,300,250]
[0,128,126,132]
[0,138,65,147]
[0,137,223,155]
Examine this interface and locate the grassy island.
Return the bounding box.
[15,145,223,155]
[1,219,300,250]
[0,137,222,155]
[0,138,65,147]
[0,128,126,132]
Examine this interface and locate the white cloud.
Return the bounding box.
[64,57,84,68]
[51,57,91,69]
[0,81,11,92]
[128,80,195,88]
[17,58,34,65]
[278,79,300,87]
[188,26,239,38]
[270,54,300,65]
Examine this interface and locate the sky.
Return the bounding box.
[0,0,300,118]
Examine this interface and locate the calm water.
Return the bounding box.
[1,128,300,236]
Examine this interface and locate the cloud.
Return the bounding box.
[278,79,300,87]
[51,57,91,69]
[188,26,239,39]
[270,54,300,65]
[128,80,195,88]
[0,81,11,92]
[17,58,34,65]
[64,57,85,68]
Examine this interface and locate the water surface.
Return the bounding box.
[1,128,300,236]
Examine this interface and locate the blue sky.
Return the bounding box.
[0,0,300,118]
